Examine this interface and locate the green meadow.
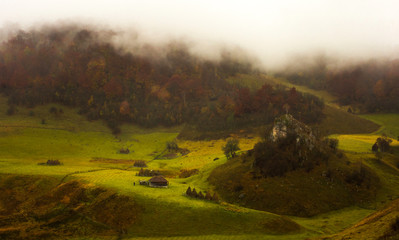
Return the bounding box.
[1,93,399,240]
[361,114,399,138]
[330,113,399,154]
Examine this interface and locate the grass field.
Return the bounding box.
[0,96,305,238]
[361,114,399,138]
[1,92,399,239]
[329,112,399,154]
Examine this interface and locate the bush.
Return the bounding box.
[46,159,61,165]
[6,106,16,115]
[49,107,57,114]
[185,186,219,203]
[179,169,199,178]
[222,138,240,159]
[373,135,392,153]
[327,138,339,152]
[205,191,212,200]
[106,119,121,135]
[133,160,147,167]
[212,192,219,202]
[119,148,130,154]
[166,141,179,152]
[234,185,243,192]
[137,168,160,177]
[253,140,293,177]
[391,217,399,232]
[253,133,329,177]
[344,162,370,186]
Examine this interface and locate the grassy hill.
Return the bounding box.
[209,154,379,217]
[315,106,380,136]
[0,96,307,239]
[361,114,399,138]
[320,198,399,240]
[1,87,399,239]
[0,174,140,239]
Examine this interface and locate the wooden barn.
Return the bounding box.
[148,176,168,188]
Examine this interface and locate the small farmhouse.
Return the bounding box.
[148,176,168,188]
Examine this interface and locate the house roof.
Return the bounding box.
[149,176,168,183]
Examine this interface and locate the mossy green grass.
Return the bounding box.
[1,94,399,239]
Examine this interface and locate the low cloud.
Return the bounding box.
[0,1,398,70]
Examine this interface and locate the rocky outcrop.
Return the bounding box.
[270,114,316,151]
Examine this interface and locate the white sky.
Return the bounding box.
[1,0,399,68]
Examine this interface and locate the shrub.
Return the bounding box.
[374,135,392,153]
[87,109,99,121]
[222,138,240,159]
[234,185,243,192]
[391,217,399,232]
[179,169,199,178]
[327,138,339,152]
[119,148,130,154]
[6,105,16,115]
[253,135,329,177]
[137,168,160,177]
[166,141,179,152]
[212,192,219,202]
[46,159,61,165]
[205,191,212,200]
[345,162,368,186]
[107,119,121,135]
[185,187,219,203]
[253,140,292,177]
[133,160,147,167]
[49,107,57,114]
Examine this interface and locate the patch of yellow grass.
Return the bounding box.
[331,134,398,153]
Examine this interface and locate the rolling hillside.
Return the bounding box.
[0,74,398,239]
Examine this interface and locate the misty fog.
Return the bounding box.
[1,0,398,70]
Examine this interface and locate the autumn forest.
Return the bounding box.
[0,25,326,134]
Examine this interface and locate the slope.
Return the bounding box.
[320,198,399,240]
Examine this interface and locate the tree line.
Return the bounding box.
[279,57,399,113]
[0,25,324,133]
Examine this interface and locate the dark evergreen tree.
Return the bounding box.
[198,191,204,199]
[205,191,212,200]
[212,192,219,202]
[192,188,198,198]
[186,186,192,196]
[372,143,379,152]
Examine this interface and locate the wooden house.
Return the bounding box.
[148,176,168,188]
